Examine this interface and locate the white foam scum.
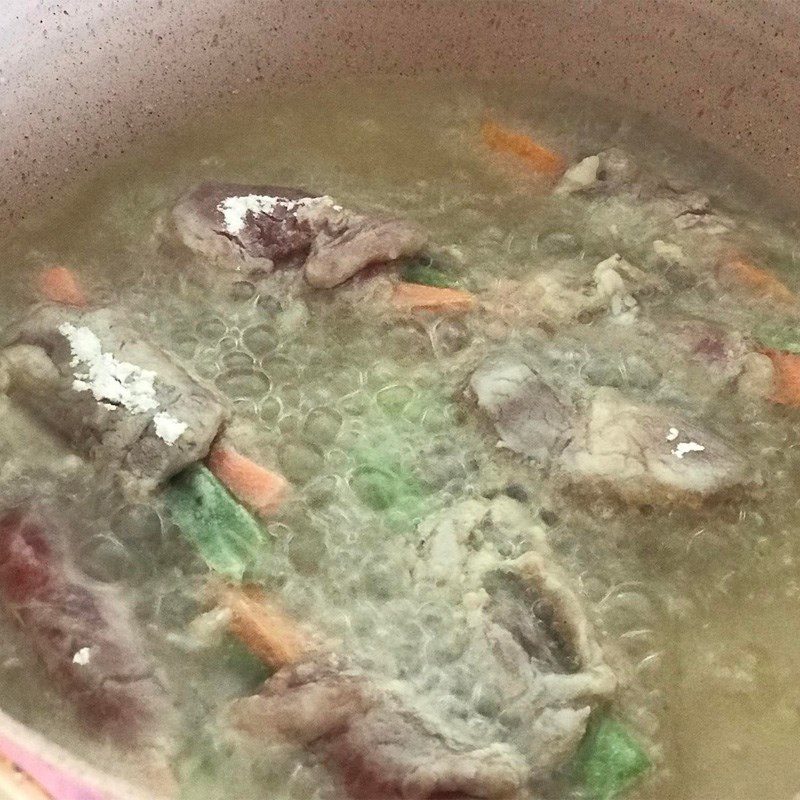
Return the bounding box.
[154,411,188,445]
[666,427,705,458]
[665,427,679,442]
[672,441,706,459]
[58,322,187,445]
[217,194,342,235]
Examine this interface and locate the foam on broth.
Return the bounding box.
[1,77,799,800]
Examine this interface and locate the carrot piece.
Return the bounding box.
[716,257,795,305]
[213,583,312,669]
[392,282,476,313]
[481,119,566,177]
[762,349,800,406]
[37,267,88,308]
[207,443,290,517]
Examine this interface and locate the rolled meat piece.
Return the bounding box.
[172,183,319,266]
[216,584,527,799]
[2,305,229,488]
[230,653,529,800]
[0,508,176,752]
[413,497,617,775]
[172,182,427,289]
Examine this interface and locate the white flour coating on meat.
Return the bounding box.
[217,194,342,236]
[4,306,229,485]
[58,323,188,445]
[59,323,160,414]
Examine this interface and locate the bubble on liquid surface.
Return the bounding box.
[195,316,228,342]
[222,350,256,371]
[152,585,200,630]
[287,529,327,575]
[304,407,342,445]
[170,331,199,360]
[259,396,283,425]
[111,504,165,552]
[304,474,338,508]
[431,319,471,356]
[77,534,141,583]
[376,384,415,413]
[278,440,325,483]
[243,323,276,357]
[230,280,256,301]
[350,466,399,511]
[215,368,272,400]
[278,413,303,435]
[218,334,239,353]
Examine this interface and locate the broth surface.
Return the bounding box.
[1,77,800,800]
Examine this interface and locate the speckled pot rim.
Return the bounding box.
[1,0,799,229]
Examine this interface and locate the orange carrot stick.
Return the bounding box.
[37,267,88,308]
[213,583,312,669]
[207,443,290,517]
[761,349,800,406]
[716,257,795,305]
[481,118,566,177]
[392,282,476,313]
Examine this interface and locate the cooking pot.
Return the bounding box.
[0,0,797,796]
[2,0,799,231]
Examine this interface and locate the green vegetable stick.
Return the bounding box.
[351,466,401,511]
[350,449,433,531]
[572,715,650,800]
[402,259,459,289]
[166,465,265,580]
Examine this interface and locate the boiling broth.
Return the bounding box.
[1,77,799,800]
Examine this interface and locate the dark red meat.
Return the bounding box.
[0,509,173,745]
